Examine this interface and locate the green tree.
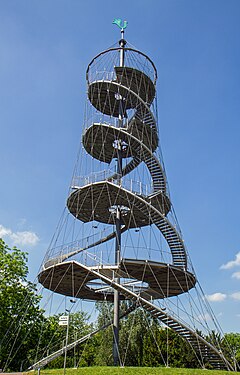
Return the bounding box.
[38,311,93,369]
[142,325,198,368]
[120,307,151,366]
[0,239,45,371]
[222,332,240,370]
[93,302,199,368]
[94,301,114,365]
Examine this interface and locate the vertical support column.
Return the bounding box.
[119,29,126,67]
[113,140,122,367]
[113,28,126,367]
[113,201,121,366]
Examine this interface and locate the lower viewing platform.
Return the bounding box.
[38,258,196,301]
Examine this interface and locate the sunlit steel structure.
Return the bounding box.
[37,21,235,371]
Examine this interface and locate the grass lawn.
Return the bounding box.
[29,366,240,375]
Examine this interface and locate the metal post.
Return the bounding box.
[73,329,77,368]
[119,29,126,67]
[63,312,70,375]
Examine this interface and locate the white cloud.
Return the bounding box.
[206,292,227,302]
[232,272,240,280]
[11,231,39,246]
[220,252,240,270]
[0,224,12,237]
[0,224,39,246]
[230,292,240,301]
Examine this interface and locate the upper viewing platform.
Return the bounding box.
[87,48,157,118]
[86,46,158,85]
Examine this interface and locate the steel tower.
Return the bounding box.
[37,21,235,371]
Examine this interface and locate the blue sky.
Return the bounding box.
[0,0,240,332]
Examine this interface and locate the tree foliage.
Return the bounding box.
[222,333,240,369]
[0,239,45,371]
[87,302,199,368]
[42,311,93,369]
[1,241,240,371]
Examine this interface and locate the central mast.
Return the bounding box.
[113,20,127,367]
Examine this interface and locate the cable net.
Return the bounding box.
[27,42,237,371]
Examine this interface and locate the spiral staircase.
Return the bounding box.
[38,26,235,371]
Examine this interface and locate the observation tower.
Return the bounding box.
[37,20,235,371]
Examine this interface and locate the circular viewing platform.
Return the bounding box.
[82,121,158,164]
[67,181,171,228]
[38,258,196,302]
[88,67,155,117]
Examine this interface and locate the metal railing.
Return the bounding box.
[72,171,153,197]
[43,226,115,265]
[88,70,116,83]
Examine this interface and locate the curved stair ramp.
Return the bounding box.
[76,261,234,371]
[29,303,136,370]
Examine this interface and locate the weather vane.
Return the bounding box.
[112,18,128,31]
